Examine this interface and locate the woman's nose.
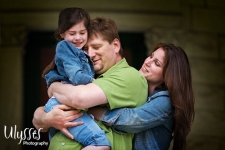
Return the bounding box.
[145,59,152,66]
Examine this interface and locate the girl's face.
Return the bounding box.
[139,48,165,86]
[60,21,88,49]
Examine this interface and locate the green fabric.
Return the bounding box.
[48,58,148,150]
[49,121,133,150]
[93,58,148,109]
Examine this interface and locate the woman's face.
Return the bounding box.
[60,21,88,49]
[139,48,165,86]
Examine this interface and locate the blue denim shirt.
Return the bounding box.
[45,40,94,87]
[100,88,174,150]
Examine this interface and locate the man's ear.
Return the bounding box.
[112,38,120,53]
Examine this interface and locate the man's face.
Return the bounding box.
[85,34,120,75]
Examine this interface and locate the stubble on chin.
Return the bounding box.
[94,65,103,74]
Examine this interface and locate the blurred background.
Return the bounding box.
[0,0,225,150]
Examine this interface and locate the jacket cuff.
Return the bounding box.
[100,108,127,134]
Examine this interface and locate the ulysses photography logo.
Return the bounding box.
[4,125,48,146]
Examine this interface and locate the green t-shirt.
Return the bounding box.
[48,58,148,150]
[93,58,147,109]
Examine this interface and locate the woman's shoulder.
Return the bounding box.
[151,90,169,98]
[149,88,170,103]
[147,89,173,113]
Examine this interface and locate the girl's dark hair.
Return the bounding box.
[153,43,195,150]
[42,8,90,77]
[54,7,90,41]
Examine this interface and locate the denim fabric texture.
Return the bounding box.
[44,40,110,147]
[45,40,94,87]
[101,88,174,150]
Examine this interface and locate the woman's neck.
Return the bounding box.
[148,85,156,96]
[148,82,165,96]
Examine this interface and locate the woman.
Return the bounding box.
[89,43,195,150]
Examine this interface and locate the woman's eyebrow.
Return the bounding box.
[157,59,164,66]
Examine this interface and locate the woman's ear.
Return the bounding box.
[112,38,120,53]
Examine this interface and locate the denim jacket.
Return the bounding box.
[45,40,94,87]
[100,88,174,150]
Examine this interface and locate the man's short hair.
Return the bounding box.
[90,17,123,55]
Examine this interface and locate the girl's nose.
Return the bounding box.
[74,34,81,40]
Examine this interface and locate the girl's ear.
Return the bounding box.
[60,33,64,38]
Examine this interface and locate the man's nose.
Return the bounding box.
[87,48,95,58]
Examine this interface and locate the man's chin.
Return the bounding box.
[94,68,100,73]
[94,67,103,74]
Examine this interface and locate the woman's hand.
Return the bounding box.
[47,104,84,139]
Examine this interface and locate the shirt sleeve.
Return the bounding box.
[100,95,173,133]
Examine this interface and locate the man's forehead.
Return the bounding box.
[87,33,105,44]
[89,33,101,40]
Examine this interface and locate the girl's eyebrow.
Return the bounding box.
[80,29,87,32]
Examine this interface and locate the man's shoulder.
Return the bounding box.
[114,66,144,80]
[111,59,141,77]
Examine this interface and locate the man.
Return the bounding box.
[33,17,148,149]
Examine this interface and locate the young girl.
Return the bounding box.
[43,7,110,149]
